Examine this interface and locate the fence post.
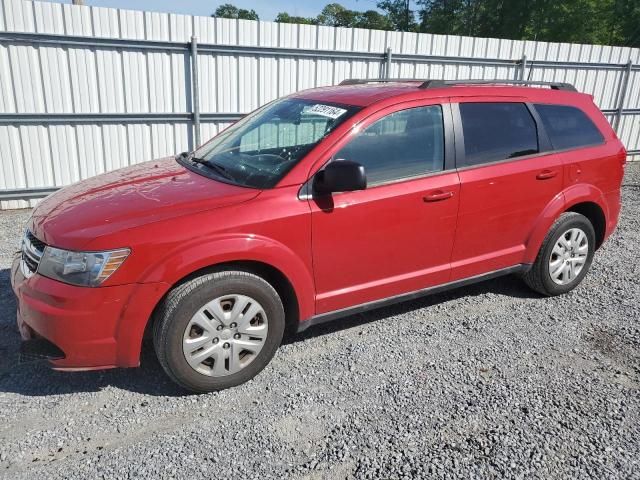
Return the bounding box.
[614,59,632,133]
[515,54,527,81]
[384,47,392,80]
[190,36,201,148]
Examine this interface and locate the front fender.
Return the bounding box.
[523,183,608,264]
[139,233,315,321]
[113,234,316,367]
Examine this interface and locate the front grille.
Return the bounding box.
[20,230,46,278]
[26,231,45,251]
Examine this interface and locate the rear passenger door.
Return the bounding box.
[450,99,564,280]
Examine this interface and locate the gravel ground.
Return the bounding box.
[0,164,638,480]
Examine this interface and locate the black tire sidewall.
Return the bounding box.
[159,274,285,393]
[538,216,596,295]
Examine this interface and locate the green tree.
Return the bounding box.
[212,3,259,20]
[417,0,467,35]
[615,0,640,47]
[378,0,417,31]
[275,12,318,25]
[354,10,393,30]
[214,0,640,47]
[317,3,357,27]
[416,0,625,44]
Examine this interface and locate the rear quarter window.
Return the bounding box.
[534,104,605,150]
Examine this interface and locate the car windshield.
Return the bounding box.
[186,98,361,188]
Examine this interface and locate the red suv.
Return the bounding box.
[12,79,625,393]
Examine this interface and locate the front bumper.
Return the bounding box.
[11,254,168,370]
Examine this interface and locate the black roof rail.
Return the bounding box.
[420,79,577,91]
[339,78,425,86]
[339,78,577,91]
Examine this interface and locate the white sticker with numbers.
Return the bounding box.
[304,104,348,119]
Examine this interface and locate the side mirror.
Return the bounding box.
[313,160,366,195]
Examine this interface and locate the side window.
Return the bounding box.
[535,104,604,150]
[334,105,444,185]
[459,102,539,167]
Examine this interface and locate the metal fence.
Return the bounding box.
[1,0,639,209]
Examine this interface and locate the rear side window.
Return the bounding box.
[535,104,604,150]
[459,102,539,167]
[335,105,444,185]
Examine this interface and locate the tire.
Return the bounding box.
[153,270,285,393]
[523,212,596,296]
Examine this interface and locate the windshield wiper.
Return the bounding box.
[189,156,236,181]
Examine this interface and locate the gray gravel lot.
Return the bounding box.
[0,164,639,479]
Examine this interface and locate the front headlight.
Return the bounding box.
[38,247,130,287]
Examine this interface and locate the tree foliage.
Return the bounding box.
[417,0,640,46]
[216,1,640,46]
[274,12,317,25]
[213,3,259,21]
[378,0,417,31]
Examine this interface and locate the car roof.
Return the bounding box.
[291,81,588,108]
[292,82,423,106]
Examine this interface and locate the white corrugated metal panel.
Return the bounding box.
[618,116,640,152]
[626,71,640,109]
[91,5,120,38]
[168,14,192,43]
[0,44,16,113]
[39,46,73,112]
[122,50,150,112]
[20,124,54,187]
[0,125,26,188]
[62,3,92,36]
[33,1,64,34]
[76,124,105,178]
[2,0,36,32]
[49,124,80,185]
[1,0,639,210]
[119,8,144,40]
[9,44,46,113]
[96,49,126,111]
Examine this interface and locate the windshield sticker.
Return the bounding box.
[304,104,348,119]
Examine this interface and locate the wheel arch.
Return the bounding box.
[153,260,301,337]
[524,183,609,263]
[565,201,606,249]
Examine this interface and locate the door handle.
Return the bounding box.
[423,190,454,202]
[536,169,558,180]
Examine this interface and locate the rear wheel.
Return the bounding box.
[523,212,595,296]
[153,271,285,393]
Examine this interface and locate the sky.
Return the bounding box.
[44,0,386,22]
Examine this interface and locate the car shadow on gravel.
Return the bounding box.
[288,273,540,343]
[0,269,538,397]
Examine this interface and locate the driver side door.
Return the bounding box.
[308,101,460,314]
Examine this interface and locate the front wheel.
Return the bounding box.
[523,212,596,296]
[153,271,285,393]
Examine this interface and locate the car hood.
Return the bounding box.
[30,157,260,249]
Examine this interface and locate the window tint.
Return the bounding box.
[459,102,538,167]
[334,105,444,185]
[535,104,604,150]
